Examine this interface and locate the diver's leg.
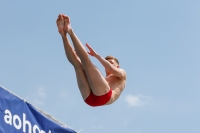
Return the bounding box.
[57,14,91,99]
[63,15,110,96]
[61,34,91,99]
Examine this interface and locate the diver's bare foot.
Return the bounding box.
[62,15,72,33]
[56,14,65,36]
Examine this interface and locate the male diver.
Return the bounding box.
[56,14,126,107]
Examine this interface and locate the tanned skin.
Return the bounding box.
[56,14,126,105]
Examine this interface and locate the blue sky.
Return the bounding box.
[0,1,200,133]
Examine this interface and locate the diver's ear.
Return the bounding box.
[117,65,120,68]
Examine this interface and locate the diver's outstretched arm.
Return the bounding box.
[86,43,126,79]
[86,43,113,71]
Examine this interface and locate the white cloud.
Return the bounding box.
[124,94,153,107]
[37,86,46,98]
[27,86,47,106]
[32,86,46,105]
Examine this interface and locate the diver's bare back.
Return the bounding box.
[105,71,126,105]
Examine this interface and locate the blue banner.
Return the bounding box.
[0,86,77,133]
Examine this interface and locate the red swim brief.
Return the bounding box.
[84,89,112,107]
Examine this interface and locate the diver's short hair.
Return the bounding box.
[105,55,119,65]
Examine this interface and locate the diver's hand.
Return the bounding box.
[86,43,97,57]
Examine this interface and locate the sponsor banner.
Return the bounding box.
[0,86,76,133]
